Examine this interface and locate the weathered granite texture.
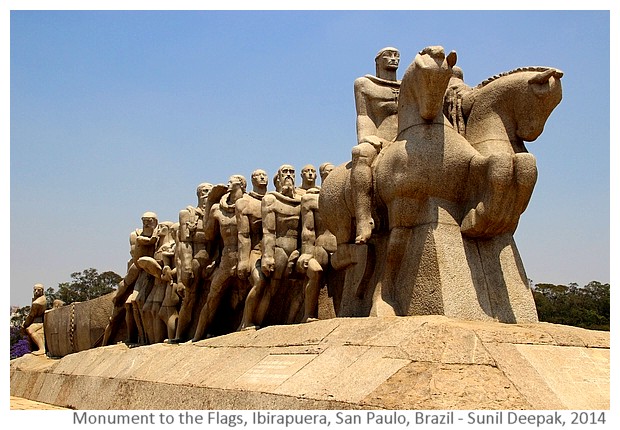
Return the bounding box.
[320,46,562,323]
[11,316,608,410]
[34,46,565,355]
[44,292,124,358]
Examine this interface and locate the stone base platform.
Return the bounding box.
[10,316,609,410]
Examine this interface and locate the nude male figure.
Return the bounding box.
[171,183,213,342]
[238,165,301,330]
[297,165,337,322]
[192,175,247,341]
[236,169,268,282]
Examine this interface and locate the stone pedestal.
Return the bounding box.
[11,316,608,410]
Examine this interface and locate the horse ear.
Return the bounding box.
[447,51,457,68]
[528,68,561,85]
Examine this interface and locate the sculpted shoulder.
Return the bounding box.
[354,76,373,94]
[263,193,277,207]
[236,195,250,213]
[301,192,319,209]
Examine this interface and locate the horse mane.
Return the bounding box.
[475,66,554,89]
[444,66,556,136]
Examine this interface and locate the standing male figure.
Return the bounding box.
[351,47,401,243]
[138,220,177,343]
[236,169,268,282]
[192,175,247,341]
[297,164,337,322]
[171,183,213,342]
[239,165,302,330]
[295,164,318,196]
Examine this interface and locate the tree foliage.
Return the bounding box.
[11,306,30,328]
[533,281,609,331]
[46,268,121,305]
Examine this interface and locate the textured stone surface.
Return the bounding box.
[320,47,562,324]
[44,292,121,358]
[11,316,608,410]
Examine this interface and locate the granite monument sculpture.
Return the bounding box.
[192,175,248,341]
[41,44,563,354]
[320,45,562,323]
[12,43,609,413]
[102,212,159,345]
[239,165,304,330]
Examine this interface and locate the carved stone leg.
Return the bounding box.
[332,243,369,316]
[464,233,539,323]
[351,143,377,244]
[386,205,494,321]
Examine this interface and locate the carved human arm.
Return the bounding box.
[178,208,192,242]
[354,78,383,149]
[236,199,252,279]
[300,194,316,255]
[260,194,277,276]
[23,299,46,329]
[128,230,138,260]
[136,234,157,246]
[203,204,221,264]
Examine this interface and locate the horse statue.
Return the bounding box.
[320,46,563,323]
[447,65,563,322]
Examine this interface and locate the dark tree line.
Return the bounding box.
[45,268,121,306]
[532,281,610,331]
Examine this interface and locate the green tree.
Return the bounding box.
[52,268,121,304]
[533,281,610,331]
[10,306,30,327]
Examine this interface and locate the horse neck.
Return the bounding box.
[464,87,519,155]
[397,93,446,136]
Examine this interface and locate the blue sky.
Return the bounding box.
[6,6,613,307]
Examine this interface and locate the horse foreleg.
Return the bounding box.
[332,243,369,315]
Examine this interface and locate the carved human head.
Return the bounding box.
[228,174,247,192]
[33,283,44,297]
[301,164,317,184]
[53,299,65,308]
[375,47,400,74]
[157,221,174,238]
[319,162,335,182]
[141,211,159,229]
[277,164,296,192]
[452,66,464,80]
[251,169,268,188]
[196,183,213,205]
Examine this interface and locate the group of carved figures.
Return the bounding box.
[55,44,560,349]
[100,163,337,345]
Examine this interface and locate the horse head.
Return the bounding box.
[518,68,563,141]
[462,67,563,153]
[398,46,457,133]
